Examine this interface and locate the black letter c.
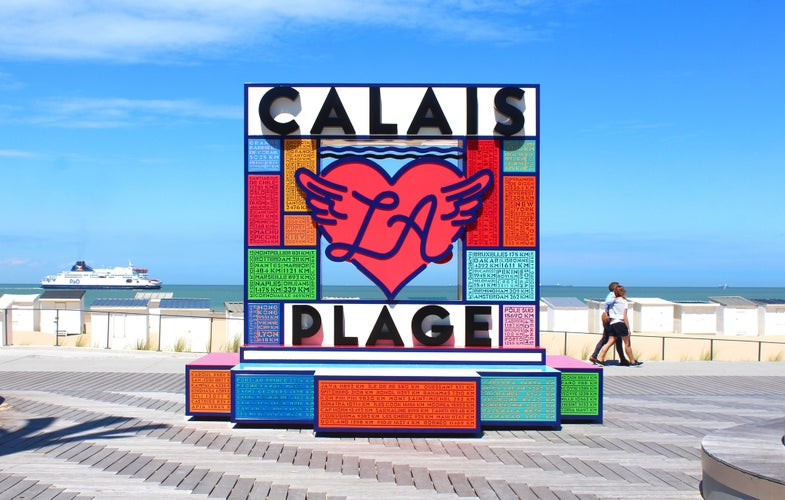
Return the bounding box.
[259,86,300,136]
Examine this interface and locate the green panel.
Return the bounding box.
[560,372,599,416]
[481,375,557,422]
[247,249,317,300]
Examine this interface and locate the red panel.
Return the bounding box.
[465,139,500,247]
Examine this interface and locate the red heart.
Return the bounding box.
[297,160,491,299]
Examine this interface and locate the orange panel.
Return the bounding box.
[284,139,317,212]
[188,369,232,414]
[283,215,318,247]
[317,379,477,430]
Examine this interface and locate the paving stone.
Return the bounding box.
[358,457,376,479]
[325,453,342,472]
[104,452,142,473]
[118,455,152,476]
[340,455,358,476]
[467,475,497,499]
[376,461,395,482]
[176,467,209,491]
[309,449,328,469]
[263,442,284,460]
[227,477,255,500]
[247,481,272,500]
[277,445,298,464]
[488,478,520,500]
[145,461,179,483]
[234,438,256,456]
[448,472,475,497]
[0,478,38,499]
[208,473,239,498]
[393,464,413,486]
[192,470,223,495]
[206,434,231,450]
[160,464,194,487]
[410,466,432,489]
[248,440,269,458]
[267,483,289,500]
[133,458,168,480]
[428,469,454,494]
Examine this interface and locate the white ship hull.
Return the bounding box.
[41,261,162,289]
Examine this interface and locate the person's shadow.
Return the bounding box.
[0,408,166,457]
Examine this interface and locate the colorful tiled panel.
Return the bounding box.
[232,371,314,423]
[560,372,600,419]
[185,353,240,416]
[315,376,480,434]
[479,373,559,426]
[546,355,603,422]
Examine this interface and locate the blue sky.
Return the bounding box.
[1,1,784,286]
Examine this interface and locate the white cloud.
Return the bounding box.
[0,257,33,266]
[30,96,238,128]
[0,0,555,62]
[0,148,37,158]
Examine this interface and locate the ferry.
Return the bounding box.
[41,261,163,289]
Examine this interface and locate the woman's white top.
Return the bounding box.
[609,297,627,324]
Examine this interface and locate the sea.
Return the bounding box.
[2,284,785,311]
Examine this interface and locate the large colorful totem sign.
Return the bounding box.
[185,84,603,433]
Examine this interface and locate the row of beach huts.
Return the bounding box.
[543,296,785,336]
[0,290,243,351]
[1,290,784,351]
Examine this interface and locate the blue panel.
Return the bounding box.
[246,302,282,344]
[234,372,314,421]
[247,138,281,172]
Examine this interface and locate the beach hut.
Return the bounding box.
[158,298,212,352]
[90,298,151,349]
[541,297,587,332]
[225,302,244,349]
[39,290,85,336]
[752,299,785,336]
[673,301,721,335]
[0,294,39,345]
[539,300,549,330]
[709,296,759,336]
[631,297,675,333]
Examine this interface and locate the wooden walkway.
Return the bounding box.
[1,347,784,499]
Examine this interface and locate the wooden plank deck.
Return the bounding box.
[1,347,784,499]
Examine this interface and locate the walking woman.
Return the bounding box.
[598,285,642,366]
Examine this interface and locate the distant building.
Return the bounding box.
[709,296,759,336]
[39,290,85,336]
[158,298,212,352]
[540,297,587,332]
[90,298,151,349]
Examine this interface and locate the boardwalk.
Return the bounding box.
[1,347,784,499]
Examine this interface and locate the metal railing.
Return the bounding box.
[542,329,785,362]
[4,306,785,361]
[1,307,244,353]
